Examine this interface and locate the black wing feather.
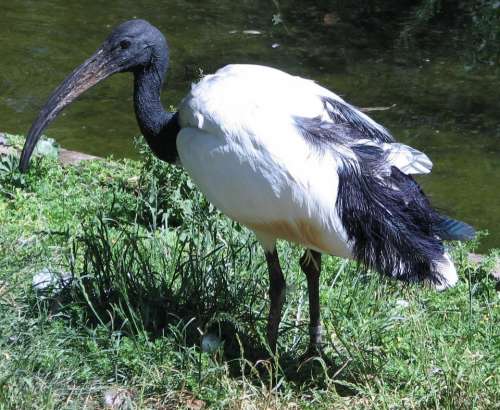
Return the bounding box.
[294,108,473,285]
[322,97,394,143]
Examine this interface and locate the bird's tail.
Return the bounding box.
[432,252,458,290]
[431,217,474,290]
[435,216,476,241]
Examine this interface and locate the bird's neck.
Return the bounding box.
[133,65,179,163]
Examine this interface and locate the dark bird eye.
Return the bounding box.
[120,40,131,50]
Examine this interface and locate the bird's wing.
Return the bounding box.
[295,115,433,176]
[316,95,394,143]
[180,64,393,140]
[348,138,433,176]
[180,64,431,176]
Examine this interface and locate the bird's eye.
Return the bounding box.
[120,40,131,50]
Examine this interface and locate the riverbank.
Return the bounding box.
[0,133,498,408]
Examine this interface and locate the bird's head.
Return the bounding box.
[105,19,168,73]
[19,19,168,172]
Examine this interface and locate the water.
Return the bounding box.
[0,1,498,250]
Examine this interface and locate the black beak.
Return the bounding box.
[19,47,119,172]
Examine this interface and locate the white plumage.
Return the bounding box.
[177,65,430,257]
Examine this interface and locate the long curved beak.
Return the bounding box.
[19,48,118,172]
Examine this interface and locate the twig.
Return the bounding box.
[359,104,396,112]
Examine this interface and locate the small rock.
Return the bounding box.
[103,388,133,409]
[32,268,71,291]
[468,253,500,281]
[17,236,36,246]
[59,148,100,166]
[0,145,16,157]
[186,397,206,410]
[32,269,56,290]
[468,253,484,265]
[395,299,410,308]
[201,333,222,353]
[33,138,59,159]
[8,335,19,343]
[491,260,500,281]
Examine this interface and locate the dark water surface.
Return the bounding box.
[0,1,498,250]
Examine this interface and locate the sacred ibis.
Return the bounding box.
[19,20,475,354]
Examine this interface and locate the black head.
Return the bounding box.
[19,19,168,172]
[103,19,168,73]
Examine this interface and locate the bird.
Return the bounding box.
[19,19,475,355]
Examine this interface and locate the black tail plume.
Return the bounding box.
[435,216,476,241]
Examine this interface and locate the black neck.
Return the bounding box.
[133,64,179,163]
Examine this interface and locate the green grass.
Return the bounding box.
[0,134,498,409]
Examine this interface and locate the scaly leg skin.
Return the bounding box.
[265,249,286,354]
[299,249,323,357]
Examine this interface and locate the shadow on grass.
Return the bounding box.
[32,212,363,396]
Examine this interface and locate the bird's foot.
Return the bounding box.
[299,343,325,363]
[299,325,324,360]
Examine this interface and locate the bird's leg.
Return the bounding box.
[265,248,286,354]
[300,249,323,354]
